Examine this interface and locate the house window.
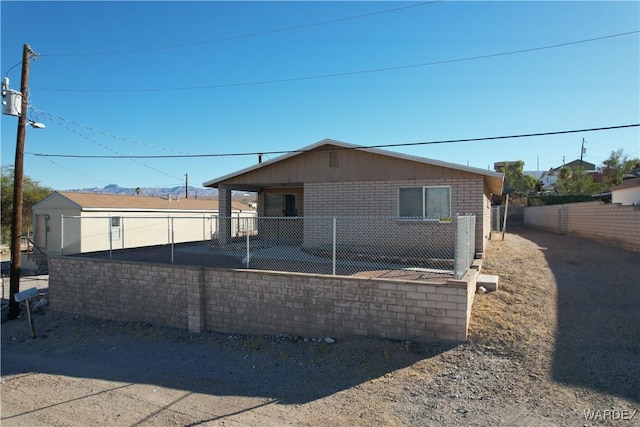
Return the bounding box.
[398,186,451,220]
[110,216,122,240]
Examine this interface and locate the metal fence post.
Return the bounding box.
[60,214,64,255]
[469,214,475,268]
[453,213,459,279]
[332,216,337,275]
[468,214,472,270]
[170,217,175,264]
[245,217,250,269]
[108,216,113,259]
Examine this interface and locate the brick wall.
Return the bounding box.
[305,177,486,253]
[48,257,479,342]
[48,258,194,328]
[524,202,640,252]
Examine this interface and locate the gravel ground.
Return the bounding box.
[1,227,639,426]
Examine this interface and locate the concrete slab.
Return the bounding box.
[477,274,499,292]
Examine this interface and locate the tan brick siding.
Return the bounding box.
[305,178,487,253]
[524,202,640,252]
[203,269,472,342]
[48,257,477,342]
[48,258,192,328]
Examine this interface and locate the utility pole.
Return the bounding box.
[580,138,586,170]
[8,44,34,320]
[185,173,188,199]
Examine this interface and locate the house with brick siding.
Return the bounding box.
[204,139,503,255]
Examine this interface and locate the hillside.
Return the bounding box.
[66,184,220,199]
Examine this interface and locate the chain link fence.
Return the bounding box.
[58,213,257,257]
[209,215,476,280]
[57,214,476,281]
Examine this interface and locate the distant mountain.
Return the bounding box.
[65,184,220,199]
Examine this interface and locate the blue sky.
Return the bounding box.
[1,1,638,191]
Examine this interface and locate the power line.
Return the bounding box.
[34,30,639,93]
[32,108,194,155]
[36,156,111,185]
[27,123,640,159]
[39,112,184,181]
[36,156,186,189]
[38,1,440,57]
[4,61,23,77]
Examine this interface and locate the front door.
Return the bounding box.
[265,194,298,217]
[263,193,301,244]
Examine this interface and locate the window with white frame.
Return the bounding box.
[110,216,122,240]
[398,186,451,220]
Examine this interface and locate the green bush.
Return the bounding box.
[527,195,595,206]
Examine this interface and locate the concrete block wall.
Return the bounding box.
[203,269,475,342]
[524,201,640,252]
[48,258,193,328]
[48,257,479,342]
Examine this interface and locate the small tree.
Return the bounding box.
[555,166,605,195]
[501,161,538,194]
[601,149,640,187]
[1,166,53,244]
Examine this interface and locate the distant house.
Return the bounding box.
[524,170,544,181]
[611,178,640,205]
[558,159,597,171]
[535,169,557,189]
[32,191,255,257]
[203,139,503,254]
[527,160,598,191]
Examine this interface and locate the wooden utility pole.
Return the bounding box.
[8,44,34,320]
[185,173,188,199]
[501,194,509,241]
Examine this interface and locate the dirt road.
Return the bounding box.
[1,227,638,426]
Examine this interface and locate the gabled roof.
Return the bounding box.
[524,171,544,180]
[553,159,597,171]
[35,191,251,212]
[204,139,504,195]
[611,177,640,192]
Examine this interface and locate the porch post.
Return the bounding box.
[218,185,232,246]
